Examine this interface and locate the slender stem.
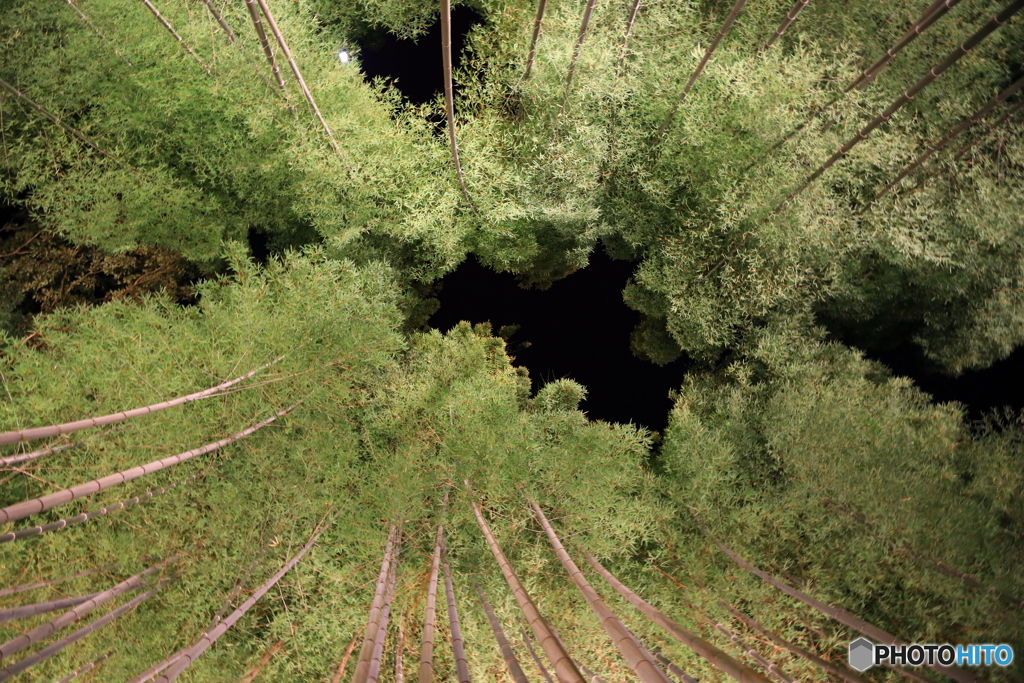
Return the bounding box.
[524,0,549,78]
[713,623,795,683]
[522,629,555,683]
[0,565,117,599]
[476,584,529,683]
[54,651,114,683]
[762,0,810,50]
[441,531,471,683]
[418,526,444,683]
[368,548,399,683]
[558,0,599,116]
[200,0,236,42]
[0,442,75,468]
[244,0,287,89]
[330,635,359,683]
[354,525,400,683]
[441,0,474,208]
[139,0,212,74]
[616,0,643,73]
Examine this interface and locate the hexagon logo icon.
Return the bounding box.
[849,638,875,671]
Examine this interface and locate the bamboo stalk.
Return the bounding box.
[476,584,529,683]
[847,0,962,91]
[581,551,769,683]
[149,518,333,682]
[616,0,643,73]
[654,0,747,141]
[0,565,117,599]
[719,601,872,683]
[0,472,201,544]
[200,0,237,42]
[0,586,160,681]
[62,0,133,66]
[522,629,555,683]
[0,356,282,446]
[531,503,671,683]
[331,636,360,683]
[441,531,471,683]
[0,592,102,623]
[705,535,989,683]
[368,552,400,683]
[240,639,284,683]
[244,0,287,89]
[713,623,795,683]
[54,651,113,683]
[441,0,474,207]
[953,99,1024,160]
[254,0,342,156]
[395,622,405,683]
[140,0,212,74]
[0,78,119,163]
[0,404,296,525]
[653,652,697,683]
[873,73,1024,202]
[558,0,600,116]
[0,557,176,661]
[779,0,1024,209]
[762,0,810,50]
[354,525,400,683]
[524,0,549,78]
[624,627,691,683]
[0,443,75,468]
[470,501,584,683]
[418,526,444,683]
[206,543,270,633]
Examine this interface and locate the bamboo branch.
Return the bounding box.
[652,651,697,683]
[476,584,529,683]
[522,629,556,683]
[200,0,237,42]
[0,442,74,468]
[779,0,1024,209]
[616,0,643,73]
[470,501,584,683]
[531,502,671,683]
[441,0,475,208]
[354,525,400,683]
[0,356,283,446]
[62,0,133,66]
[240,639,284,683]
[149,518,333,682]
[762,0,810,50]
[418,526,444,683]
[330,635,359,683]
[954,98,1024,159]
[54,651,114,683]
[654,0,747,142]
[140,0,212,74]
[0,404,296,525]
[581,551,769,683]
[558,0,600,116]
[524,0,548,78]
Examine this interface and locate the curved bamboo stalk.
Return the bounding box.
[441,0,474,207]
[713,623,794,683]
[0,443,74,468]
[0,592,101,623]
[0,557,176,661]
[0,586,158,682]
[368,557,399,683]
[0,356,282,446]
[140,0,212,74]
[762,0,810,50]
[654,0,747,141]
[873,73,1024,202]
[0,405,295,525]
[150,518,333,682]
[0,472,201,544]
[558,0,600,116]
[524,0,548,78]
[847,0,961,91]
[441,533,471,683]
[254,0,342,156]
[470,501,584,683]
[244,0,287,89]
[418,526,444,683]
[0,78,120,163]
[331,636,360,683]
[355,525,400,683]
[581,551,768,683]
[476,584,529,683]
[719,601,872,683]
[779,0,1024,209]
[54,651,113,683]
[522,629,555,683]
[531,503,671,683]
[0,565,117,599]
[704,535,989,683]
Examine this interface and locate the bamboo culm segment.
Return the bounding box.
[762,0,810,50]
[441,532,471,683]
[441,0,474,208]
[150,518,332,682]
[139,0,212,74]
[0,472,201,544]
[476,584,530,683]
[780,0,1024,208]
[354,524,400,683]
[0,356,282,446]
[245,0,287,89]
[581,551,769,683]
[368,549,400,683]
[418,525,444,683]
[470,500,584,683]
[0,404,296,525]
[0,592,101,624]
[0,557,176,661]
[0,443,75,468]
[713,623,795,683]
[653,652,697,683]
[523,0,548,78]
[522,629,555,683]
[331,636,359,683]
[558,0,599,116]
[531,502,671,683]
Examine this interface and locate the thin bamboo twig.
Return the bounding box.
[654,0,747,142]
[0,472,201,544]
[0,443,74,468]
[476,584,529,683]
[762,0,810,50]
[140,0,212,74]
[470,500,584,683]
[418,525,444,683]
[581,551,768,683]
[441,0,475,208]
[0,565,117,599]
[239,639,284,683]
[0,356,283,446]
[558,0,600,116]
[0,557,177,661]
[653,651,697,683]
[0,404,297,525]
[524,0,548,78]
[54,651,114,683]
[149,518,333,682]
[531,502,671,683]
